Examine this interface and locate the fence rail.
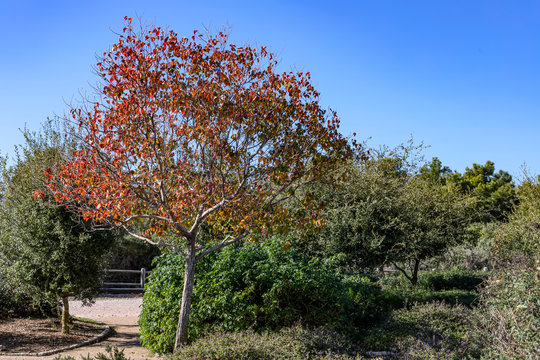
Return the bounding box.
[101,268,149,292]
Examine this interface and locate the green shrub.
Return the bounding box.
[427,222,496,271]
[411,289,479,307]
[342,275,401,328]
[139,237,367,353]
[474,265,540,359]
[0,272,52,318]
[360,301,477,359]
[173,325,365,360]
[138,252,185,353]
[377,272,481,308]
[418,268,488,291]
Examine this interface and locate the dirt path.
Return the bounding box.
[2,296,159,360]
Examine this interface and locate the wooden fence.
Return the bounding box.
[102,268,149,292]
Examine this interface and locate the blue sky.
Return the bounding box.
[1,1,539,179]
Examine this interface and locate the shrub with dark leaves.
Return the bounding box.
[139,237,366,353]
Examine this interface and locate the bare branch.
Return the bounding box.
[189,176,248,234]
[195,231,248,260]
[392,262,413,282]
[121,225,187,258]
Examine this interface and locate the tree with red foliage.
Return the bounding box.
[44,18,354,351]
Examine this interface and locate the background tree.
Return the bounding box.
[494,173,540,261]
[418,157,452,185]
[45,19,353,350]
[303,151,474,285]
[447,161,517,222]
[1,123,114,333]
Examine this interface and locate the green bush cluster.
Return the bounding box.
[376,270,483,309]
[360,301,478,359]
[0,277,20,317]
[173,325,365,360]
[418,268,488,291]
[474,265,539,359]
[139,237,392,353]
[0,274,53,318]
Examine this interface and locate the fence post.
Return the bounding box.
[140,268,146,289]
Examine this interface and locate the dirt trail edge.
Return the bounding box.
[2,296,158,360]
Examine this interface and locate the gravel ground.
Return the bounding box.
[69,295,144,321]
[0,295,159,360]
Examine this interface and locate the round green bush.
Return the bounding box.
[139,237,359,353]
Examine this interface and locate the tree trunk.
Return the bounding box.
[393,259,421,287]
[411,259,420,287]
[61,295,70,334]
[174,255,197,352]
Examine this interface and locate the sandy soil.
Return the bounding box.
[0,295,160,360]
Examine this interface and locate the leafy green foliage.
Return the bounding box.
[360,301,478,359]
[495,175,540,262]
[0,123,114,316]
[139,237,389,353]
[3,198,112,303]
[302,153,474,285]
[172,325,365,360]
[472,262,540,359]
[418,157,453,185]
[447,161,517,222]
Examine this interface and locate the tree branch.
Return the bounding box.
[121,225,187,258]
[195,231,248,261]
[392,262,412,282]
[120,214,192,239]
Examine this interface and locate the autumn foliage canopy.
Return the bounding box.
[44,18,353,254]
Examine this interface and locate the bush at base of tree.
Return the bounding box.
[172,325,366,360]
[139,237,389,353]
[0,277,37,318]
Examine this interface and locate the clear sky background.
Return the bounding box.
[1,0,539,179]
